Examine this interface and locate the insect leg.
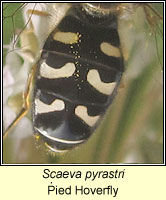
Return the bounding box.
[3,64,37,140]
[3,7,51,139]
[26,8,51,31]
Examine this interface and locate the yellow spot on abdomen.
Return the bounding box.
[53,32,80,44]
[35,134,40,140]
[100,42,121,57]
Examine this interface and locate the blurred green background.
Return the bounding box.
[3,3,163,164]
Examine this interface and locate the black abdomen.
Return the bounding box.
[33,4,124,152]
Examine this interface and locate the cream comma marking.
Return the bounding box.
[40,62,75,79]
[75,105,100,127]
[100,42,121,57]
[87,69,117,95]
[35,99,65,114]
[53,32,81,44]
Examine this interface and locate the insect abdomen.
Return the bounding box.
[33,4,124,152]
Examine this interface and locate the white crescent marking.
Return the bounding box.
[40,62,75,79]
[87,69,117,95]
[36,127,84,144]
[35,99,65,114]
[75,105,100,127]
